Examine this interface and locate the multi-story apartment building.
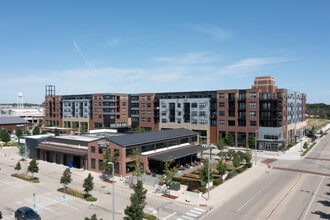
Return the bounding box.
[44,76,306,150]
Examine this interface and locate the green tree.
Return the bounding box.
[15,127,23,137]
[130,148,143,181]
[54,128,60,136]
[15,161,21,173]
[134,127,146,133]
[0,129,10,144]
[199,159,213,187]
[32,126,40,135]
[83,173,94,195]
[225,133,235,146]
[27,159,39,178]
[101,148,118,178]
[60,168,72,191]
[124,180,147,220]
[248,134,255,149]
[159,158,178,195]
[216,136,226,150]
[232,152,241,168]
[216,159,227,179]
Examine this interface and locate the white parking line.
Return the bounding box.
[163,211,177,220]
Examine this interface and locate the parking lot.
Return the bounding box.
[0,147,117,220]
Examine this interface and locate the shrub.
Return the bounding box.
[227,169,237,179]
[213,178,223,186]
[143,212,157,220]
[247,161,253,168]
[187,181,201,192]
[86,196,97,202]
[236,167,244,173]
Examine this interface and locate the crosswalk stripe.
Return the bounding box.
[181,215,195,220]
[186,212,198,217]
[193,207,206,212]
[190,209,202,214]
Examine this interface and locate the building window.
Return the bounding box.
[199,111,206,116]
[219,102,225,107]
[219,120,225,125]
[199,103,206,108]
[98,147,103,154]
[98,160,103,171]
[250,121,257,126]
[250,111,257,117]
[199,119,207,124]
[229,120,235,126]
[219,111,225,116]
[250,92,257,98]
[191,119,198,124]
[192,111,197,116]
[91,158,96,169]
[249,102,257,108]
[219,93,225,98]
[91,146,96,153]
[191,103,197,108]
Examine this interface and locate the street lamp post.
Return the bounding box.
[255,130,258,166]
[207,147,211,200]
[108,162,115,220]
[33,193,36,210]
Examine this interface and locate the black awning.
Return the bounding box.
[37,145,87,156]
[148,145,204,162]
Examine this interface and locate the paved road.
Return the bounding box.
[0,147,207,220]
[202,133,330,220]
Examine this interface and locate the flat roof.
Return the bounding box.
[148,145,204,162]
[54,135,100,142]
[0,116,29,125]
[107,128,196,147]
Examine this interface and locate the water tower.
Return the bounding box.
[17,92,24,109]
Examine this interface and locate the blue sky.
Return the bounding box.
[0,1,329,104]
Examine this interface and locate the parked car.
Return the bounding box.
[15,206,40,220]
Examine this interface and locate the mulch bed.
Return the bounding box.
[161,194,178,199]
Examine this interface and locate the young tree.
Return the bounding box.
[232,152,241,169]
[216,159,227,179]
[54,128,60,136]
[130,148,142,181]
[83,173,94,196]
[60,168,72,191]
[32,126,40,135]
[124,180,147,220]
[0,129,10,144]
[225,133,234,146]
[101,148,118,178]
[216,136,226,150]
[159,158,178,195]
[199,159,213,187]
[248,134,255,149]
[15,127,23,138]
[15,161,21,173]
[27,159,39,178]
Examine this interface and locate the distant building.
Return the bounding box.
[0,116,29,134]
[44,76,307,150]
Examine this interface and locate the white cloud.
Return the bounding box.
[189,24,231,40]
[216,57,293,76]
[0,53,295,104]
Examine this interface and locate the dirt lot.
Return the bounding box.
[306,118,330,130]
